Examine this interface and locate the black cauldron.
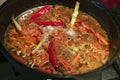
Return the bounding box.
[0,0,120,80]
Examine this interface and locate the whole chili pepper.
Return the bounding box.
[30,6,50,22]
[48,39,59,69]
[35,21,63,26]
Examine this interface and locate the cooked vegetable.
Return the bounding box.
[95,32,109,45]
[56,56,74,71]
[30,6,50,22]
[12,16,22,31]
[66,1,80,37]
[32,33,49,54]
[69,1,80,28]
[71,52,81,65]
[11,52,25,63]
[82,23,109,45]
[48,39,59,68]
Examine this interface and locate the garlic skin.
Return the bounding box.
[42,26,55,33]
[65,28,76,37]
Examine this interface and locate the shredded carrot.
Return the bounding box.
[58,31,66,40]
[38,53,49,67]
[95,32,109,46]
[76,19,84,23]
[81,23,93,32]
[61,61,69,70]
[82,23,109,46]
[31,36,38,44]
[39,53,48,60]
[71,52,81,65]
[52,40,62,55]
[11,53,25,63]
[20,29,27,35]
[56,56,74,71]
[54,47,60,55]
[40,59,49,67]
[44,67,53,74]
[68,41,75,46]
[89,20,98,26]
[18,44,25,52]
[51,32,57,37]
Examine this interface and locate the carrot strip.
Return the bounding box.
[39,53,48,59]
[39,59,49,67]
[11,53,25,64]
[82,23,109,46]
[71,52,81,65]
[95,32,109,46]
[53,40,64,55]
[60,61,69,71]
[53,46,60,55]
[44,66,53,74]
[32,33,49,54]
[58,31,66,40]
[81,23,93,32]
[68,41,75,46]
[56,56,74,71]
[89,20,98,26]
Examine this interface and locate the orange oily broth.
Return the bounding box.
[4,5,109,75]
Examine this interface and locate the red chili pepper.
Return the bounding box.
[35,21,63,26]
[30,6,50,22]
[48,39,59,68]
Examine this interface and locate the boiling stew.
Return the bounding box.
[4,3,109,75]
